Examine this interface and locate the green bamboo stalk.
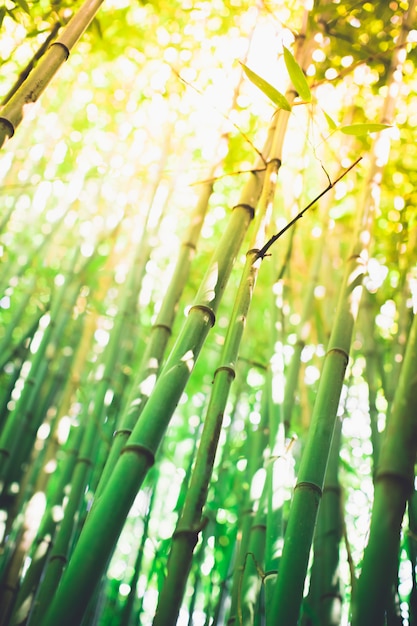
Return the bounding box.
[237,473,268,626]
[360,290,382,467]
[186,544,204,626]
[209,378,247,626]
[42,112,273,626]
[25,400,100,626]
[9,422,84,625]
[1,215,126,496]
[407,492,417,625]
[27,248,150,625]
[96,52,253,495]
[117,488,156,626]
[352,310,417,626]
[267,240,363,625]
[0,252,81,484]
[1,280,82,503]
[2,21,62,105]
[267,2,413,619]
[0,310,44,430]
[0,339,81,588]
[6,336,78,494]
[0,0,105,148]
[227,376,271,626]
[263,262,286,607]
[152,102,288,625]
[302,414,343,626]
[384,224,417,407]
[11,266,114,623]
[0,279,39,371]
[94,173,215,497]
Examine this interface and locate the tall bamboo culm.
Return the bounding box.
[0,0,105,149]
[41,110,276,626]
[267,1,414,622]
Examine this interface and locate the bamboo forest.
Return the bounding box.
[1,0,417,624]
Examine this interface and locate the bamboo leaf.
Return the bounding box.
[283,46,311,102]
[14,0,31,14]
[339,123,391,136]
[89,17,103,39]
[323,110,337,131]
[240,62,292,111]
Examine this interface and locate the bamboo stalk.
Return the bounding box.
[1,21,62,106]
[41,116,273,626]
[352,310,417,625]
[267,1,414,620]
[0,251,81,484]
[151,86,292,621]
[0,0,105,148]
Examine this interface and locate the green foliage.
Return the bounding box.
[283,46,311,102]
[240,62,292,110]
[339,123,391,135]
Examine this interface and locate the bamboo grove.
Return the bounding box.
[0,1,417,624]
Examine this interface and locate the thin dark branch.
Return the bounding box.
[255,156,362,261]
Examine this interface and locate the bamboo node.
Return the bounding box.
[374,470,413,492]
[113,428,132,437]
[325,346,349,362]
[0,117,15,138]
[214,365,236,380]
[121,443,155,467]
[323,484,341,495]
[188,304,216,327]
[49,41,70,60]
[295,481,323,497]
[266,157,282,168]
[232,203,255,219]
[49,553,68,564]
[152,323,172,335]
[172,527,200,546]
[77,457,93,467]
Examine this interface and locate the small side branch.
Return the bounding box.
[255,156,362,261]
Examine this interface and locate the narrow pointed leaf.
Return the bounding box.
[240,62,291,111]
[340,123,391,136]
[15,0,31,13]
[283,46,311,102]
[323,110,337,131]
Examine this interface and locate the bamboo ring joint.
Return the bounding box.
[121,443,155,467]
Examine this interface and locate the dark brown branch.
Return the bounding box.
[255,156,362,261]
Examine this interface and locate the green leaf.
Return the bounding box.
[283,46,311,102]
[240,62,291,111]
[323,110,337,131]
[14,0,31,14]
[0,7,5,27]
[339,123,391,136]
[89,17,103,39]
